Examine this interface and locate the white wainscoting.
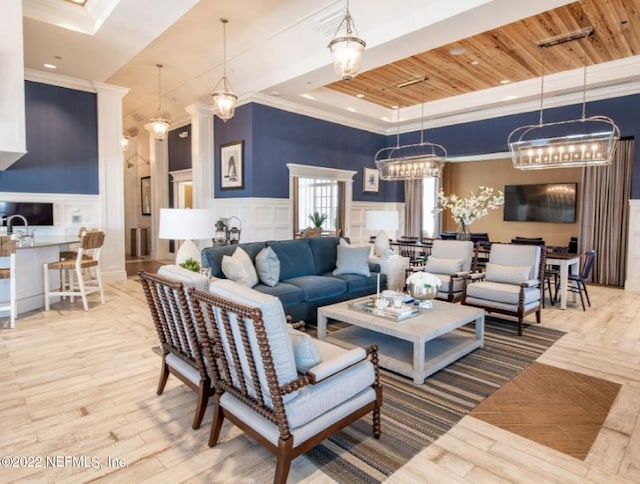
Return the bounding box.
[626,199,640,292]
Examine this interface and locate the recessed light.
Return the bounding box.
[449,46,466,56]
[346,107,356,112]
[270,91,281,97]
[502,95,517,101]
[300,93,315,100]
[470,60,480,66]
[500,79,511,85]
[356,93,365,98]
[391,105,399,109]
[43,63,57,69]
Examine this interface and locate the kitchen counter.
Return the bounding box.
[14,236,80,249]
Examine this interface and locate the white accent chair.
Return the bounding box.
[189,279,383,484]
[422,240,475,302]
[0,236,17,328]
[462,243,545,336]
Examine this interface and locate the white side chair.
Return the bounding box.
[43,230,105,311]
[0,236,17,328]
[422,239,475,302]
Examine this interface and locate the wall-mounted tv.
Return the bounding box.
[0,202,54,226]
[503,183,577,223]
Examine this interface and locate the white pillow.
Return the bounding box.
[288,329,322,373]
[485,262,532,285]
[333,243,370,277]
[255,246,280,287]
[425,256,463,274]
[221,247,259,287]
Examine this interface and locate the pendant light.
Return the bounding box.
[328,0,366,81]
[211,18,238,122]
[508,27,620,170]
[148,64,171,140]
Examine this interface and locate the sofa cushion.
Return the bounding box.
[253,282,305,305]
[333,242,370,277]
[202,242,266,279]
[222,247,259,287]
[284,275,347,302]
[255,247,280,287]
[331,272,381,293]
[307,237,341,274]
[267,239,316,280]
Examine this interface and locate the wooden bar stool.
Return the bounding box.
[0,236,17,328]
[43,230,105,311]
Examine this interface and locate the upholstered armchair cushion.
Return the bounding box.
[431,240,474,271]
[208,279,299,404]
[489,243,541,280]
[485,262,532,285]
[425,256,463,274]
[466,280,540,306]
[435,274,465,294]
[158,265,209,291]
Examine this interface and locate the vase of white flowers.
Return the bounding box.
[406,271,442,308]
[435,186,504,239]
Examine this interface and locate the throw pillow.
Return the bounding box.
[333,243,370,277]
[288,329,322,373]
[425,256,463,274]
[255,246,280,287]
[485,262,532,285]
[221,247,259,287]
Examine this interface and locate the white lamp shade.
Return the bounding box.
[365,211,399,231]
[158,208,216,240]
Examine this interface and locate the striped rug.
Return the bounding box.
[306,318,565,483]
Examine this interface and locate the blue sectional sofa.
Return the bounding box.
[201,237,386,323]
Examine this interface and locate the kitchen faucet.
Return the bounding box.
[6,214,29,236]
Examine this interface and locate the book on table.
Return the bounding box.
[348,297,420,322]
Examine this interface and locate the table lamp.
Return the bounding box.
[366,210,399,257]
[159,208,216,265]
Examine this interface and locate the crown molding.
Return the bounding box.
[24,68,96,92]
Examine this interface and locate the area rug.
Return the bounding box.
[305,318,566,483]
[470,361,621,460]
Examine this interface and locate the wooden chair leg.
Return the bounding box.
[43,264,50,311]
[517,318,523,336]
[583,282,591,307]
[156,360,170,395]
[577,282,586,311]
[373,406,381,439]
[192,382,210,430]
[208,396,225,447]
[274,437,293,484]
[536,309,541,325]
[76,266,88,311]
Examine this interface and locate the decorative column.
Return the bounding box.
[92,82,129,281]
[145,127,171,260]
[185,103,215,208]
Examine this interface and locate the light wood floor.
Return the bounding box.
[1,281,639,483]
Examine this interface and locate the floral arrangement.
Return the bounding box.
[435,186,504,233]
[406,271,442,289]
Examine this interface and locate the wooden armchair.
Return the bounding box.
[139,270,214,430]
[189,280,382,484]
[462,243,545,336]
[421,239,475,302]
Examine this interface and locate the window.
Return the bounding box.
[298,177,338,231]
[422,176,439,237]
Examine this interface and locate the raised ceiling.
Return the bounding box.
[21,0,640,134]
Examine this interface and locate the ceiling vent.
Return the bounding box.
[317,9,345,38]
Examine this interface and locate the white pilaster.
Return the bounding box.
[185,103,215,208]
[146,128,171,260]
[92,81,128,281]
[626,199,640,292]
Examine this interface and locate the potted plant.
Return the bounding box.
[308,212,328,228]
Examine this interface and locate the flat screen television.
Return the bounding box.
[503,183,577,223]
[0,202,54,226]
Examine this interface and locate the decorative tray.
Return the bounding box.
[348,297,420,322]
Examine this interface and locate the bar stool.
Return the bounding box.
[0,236,17,328]
[43,230,105,311]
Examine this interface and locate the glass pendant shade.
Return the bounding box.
[149,64,171,140]
[328,0,365,81]
[211,18,237,122]
[508,116,619,170]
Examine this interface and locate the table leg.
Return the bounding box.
[317,312,327,339]
[558,261,568,310]
[476,315,485,348]
[413,340,425,384]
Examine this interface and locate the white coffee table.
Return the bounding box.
[317,298,484,384]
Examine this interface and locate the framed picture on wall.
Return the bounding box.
[141,176,151,216]
[363,167,379,193]
[220,140,244,190]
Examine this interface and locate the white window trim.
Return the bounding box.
[287,163,356,237]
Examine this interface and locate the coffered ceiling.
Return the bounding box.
[21,0,640,135]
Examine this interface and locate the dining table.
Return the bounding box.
[546,251,581,310]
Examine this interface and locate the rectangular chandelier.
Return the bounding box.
[375,142,446,180]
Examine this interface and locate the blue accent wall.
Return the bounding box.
[0,81,98,194]
[168,124,192,172]
[214,103,390,200]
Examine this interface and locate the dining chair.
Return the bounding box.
[563,249,597,311]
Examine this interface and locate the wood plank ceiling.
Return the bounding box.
[326,0,640,109]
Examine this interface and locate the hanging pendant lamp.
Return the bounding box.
[211,18,238,122]
[508,27,620,170]
[328,0,366,81]
[148,64,171,140]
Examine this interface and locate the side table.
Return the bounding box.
[369,255,410,291]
